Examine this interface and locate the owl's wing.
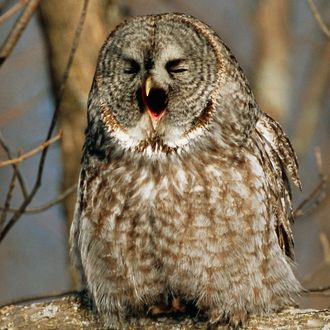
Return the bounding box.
[255,112,301,260]
[69,169,86,286]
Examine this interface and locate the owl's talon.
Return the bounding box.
[147,303,171,315]
[147,297,186,315]
[208,309,247,330]
[171,297,186,313]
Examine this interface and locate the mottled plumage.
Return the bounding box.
[70,13,302,329]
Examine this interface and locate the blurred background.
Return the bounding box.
[0,0,329,310]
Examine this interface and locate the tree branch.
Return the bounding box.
[0,184,77,214]
[0,131,62,167]
[308,284,330,293]
[0,168,17,230]
[0,0,41,66]
[0,131,28,198]
[307,0,330,39]
[0,0,89,244]
[294,147,328,219]
[0,293,329,329]
[0,0,27,25]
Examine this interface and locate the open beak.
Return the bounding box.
[142,76,167,130]
[145,76,152,97]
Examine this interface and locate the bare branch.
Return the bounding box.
[0,131,28,198]
[0,169,17,230]
[294,147,328,218]
[0,0,89,244]
[307,0,330,39]
[0,0,41,66]
[0,0,27,25]
[293,179,327,218]
[308,284,330,293]
[0,184,77,214]
[0,131,62,168]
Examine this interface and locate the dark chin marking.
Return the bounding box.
[134,137,176,154]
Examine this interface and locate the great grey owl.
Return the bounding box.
[70,13,302,329]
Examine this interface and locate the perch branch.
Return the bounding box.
[0,293,329,329]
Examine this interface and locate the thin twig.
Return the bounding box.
[0,0,89,244]
[0,131,62,167]
[0,0,41,66]
[307,284,330,293]
[307,284,330,296]
[294,179,327,218]
[0,0,27,25]
[0,131,28,198]
[307,291,330,297]
[307,0,330,39]
[294,147,328,218]
[0,184,77,214]
[0,169,17,230]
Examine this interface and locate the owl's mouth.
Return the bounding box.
[145,88,167,119]
[142,78,168,121]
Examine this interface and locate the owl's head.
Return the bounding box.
[87,13,258,157]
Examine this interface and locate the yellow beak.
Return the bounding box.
[145,76,153,97]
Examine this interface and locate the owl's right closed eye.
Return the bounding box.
[71,13,302,329]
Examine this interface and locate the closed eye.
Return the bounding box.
[123,58,140,74]
[166,59,188,73]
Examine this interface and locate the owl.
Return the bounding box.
[70,13,302,329]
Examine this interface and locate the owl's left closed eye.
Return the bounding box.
[123,58,140,74]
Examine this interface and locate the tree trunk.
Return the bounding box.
[39,0,126,288]
[39,0,125,229]
[254,0,291,122]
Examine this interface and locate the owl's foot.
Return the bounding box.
[147,297,186,315]
[207,309,248,330]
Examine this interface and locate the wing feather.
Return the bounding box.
[255,113,301,259]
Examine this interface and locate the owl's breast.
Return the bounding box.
[84,150,268,239]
